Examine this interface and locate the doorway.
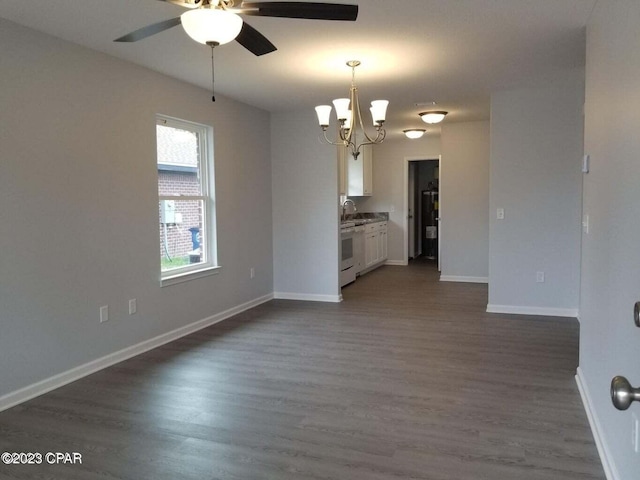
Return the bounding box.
[405,157,441,270]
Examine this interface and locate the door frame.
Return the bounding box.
[408,161,417,260]
[403,155,442,269]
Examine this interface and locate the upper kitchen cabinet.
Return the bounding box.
[347,144,373,196]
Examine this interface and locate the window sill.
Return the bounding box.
[161,265,221,287]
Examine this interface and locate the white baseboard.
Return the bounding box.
[0,293,274,413]
[385,260,408,266]
[575,367,619,480]
[486,304,578,318]
[273,292,342,303]
[440,275,488,284]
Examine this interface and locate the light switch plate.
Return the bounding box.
[582,214,589,234]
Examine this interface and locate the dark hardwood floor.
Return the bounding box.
[0,261,605,479]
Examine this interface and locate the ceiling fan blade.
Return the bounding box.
[235,21,277,56]
[239,2,358,21]
[114,17,182,42]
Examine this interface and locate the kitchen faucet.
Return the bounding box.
[341,198,357,221]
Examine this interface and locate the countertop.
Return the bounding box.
[341,212,388,228]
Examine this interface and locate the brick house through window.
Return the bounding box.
[157,119,208,272]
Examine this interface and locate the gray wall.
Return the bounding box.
[578,1,640,478]
[354,125,490,281]
[440,121,490,281]
[271,110,340,301]
[352,135,441,263]
[0,20,273,398]
[488,71,583,316]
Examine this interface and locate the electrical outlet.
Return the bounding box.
[250,267,255,279]
[99,305,109,323]
[497,208,505,220]
[536,271,545,283]
[128,299,137,315]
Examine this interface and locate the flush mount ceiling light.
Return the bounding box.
[419,111,448,124]
[403,129,426,139]
[418,110,449,124]
[315,60,388,160]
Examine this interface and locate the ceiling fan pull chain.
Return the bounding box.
[209,42,216,102]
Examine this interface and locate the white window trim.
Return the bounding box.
[157,114,219,287]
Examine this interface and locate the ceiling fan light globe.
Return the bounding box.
[181,9,243,45]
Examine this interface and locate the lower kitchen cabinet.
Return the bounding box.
[353,227,365,274]
[379,226,388,260]
[365,231,377,267]
[363,221,387,271]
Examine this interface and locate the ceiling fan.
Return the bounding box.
[114,0,359,56]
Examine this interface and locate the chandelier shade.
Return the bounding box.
[332,98,351,121]
[315,60,388,159]
[419,110,448,124]
[314,105,332,127]
[370,100,389,125]
[180,9,244,45]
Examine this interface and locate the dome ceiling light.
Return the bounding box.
[403,129,426,139]
[419,111,448,124]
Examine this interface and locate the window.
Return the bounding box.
[156,115,218,285]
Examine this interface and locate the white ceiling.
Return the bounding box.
[0,0,596,139]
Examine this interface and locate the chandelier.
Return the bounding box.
[315,60,388,159]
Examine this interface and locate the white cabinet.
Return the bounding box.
[364,221,387,269]
[365,230,378,267]
[379,223,388,261]
[347,144,373,196]
[353,227,365,274]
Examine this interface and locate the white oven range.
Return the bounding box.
[340,222,356,287]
